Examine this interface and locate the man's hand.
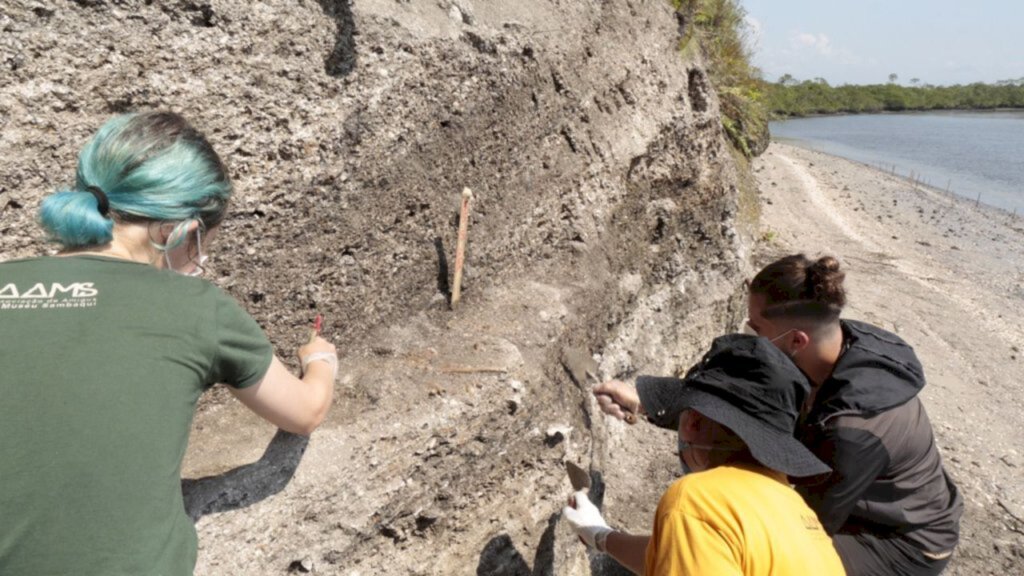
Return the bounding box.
[593,380,642,422]
[563,490,614,551]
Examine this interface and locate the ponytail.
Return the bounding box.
[38,111,231,249]
[39,189,115,248]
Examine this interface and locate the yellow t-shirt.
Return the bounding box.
[645,464,846,576]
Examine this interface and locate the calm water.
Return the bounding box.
[770,111,1024,213]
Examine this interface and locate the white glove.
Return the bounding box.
[301,352,339,380]
[562,490,615,552]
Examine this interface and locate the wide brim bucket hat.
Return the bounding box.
[637,334,830,478]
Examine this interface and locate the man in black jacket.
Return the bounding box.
[792,319,962,575]
[595,254,963,576]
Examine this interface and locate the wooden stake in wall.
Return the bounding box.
[451,188,473,309]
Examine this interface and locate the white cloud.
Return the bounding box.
[791,32,832,56]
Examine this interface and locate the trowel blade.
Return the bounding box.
[565,461,591,492]
[561,346,599,388]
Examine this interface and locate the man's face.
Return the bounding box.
[747,292,806,359]
[746,292,785,340]
[677,410,707,473]
[677,410,745,474]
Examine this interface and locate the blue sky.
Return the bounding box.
[740,0,1024,86]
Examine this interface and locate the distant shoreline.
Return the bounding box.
[770,121,1024,216]
[770,137,1023,220]
[765,79,1024,118]
[770,107,1024,120]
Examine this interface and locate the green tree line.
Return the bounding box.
[674,0,769,156]
[767,77,1024,117]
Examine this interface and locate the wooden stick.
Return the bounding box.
[451,188,473,309]
[439,365,507,374]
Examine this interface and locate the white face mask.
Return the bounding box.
[769,329,800,359]
[186,253,209,277]
[743,320,800,359]
[677,438,744,475]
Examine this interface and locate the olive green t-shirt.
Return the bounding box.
[0,255,273,576]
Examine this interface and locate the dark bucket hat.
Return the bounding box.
[636,334,830,478]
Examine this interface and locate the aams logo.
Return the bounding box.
[0,283,99,299]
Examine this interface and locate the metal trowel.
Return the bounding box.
[565,461,591,492]
[561,346,637,424]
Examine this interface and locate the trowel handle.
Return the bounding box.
[307,314,323,344]
[592,375,640,425]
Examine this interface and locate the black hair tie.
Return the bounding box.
[85,185,110,217]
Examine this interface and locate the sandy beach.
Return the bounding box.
[754,142,1024,574]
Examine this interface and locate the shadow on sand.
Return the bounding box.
[181,429,309,522]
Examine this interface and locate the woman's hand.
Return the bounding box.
[298,335,336,358]
[298,336,338,379]
[230,334,338,436]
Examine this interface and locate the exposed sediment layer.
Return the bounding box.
[1,1,751,574]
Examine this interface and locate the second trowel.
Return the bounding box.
[565,460,591,492]
[561,346,637,424]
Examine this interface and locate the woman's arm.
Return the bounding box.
[229,337,336,435]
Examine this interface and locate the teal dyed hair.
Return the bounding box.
[39,111,232,248]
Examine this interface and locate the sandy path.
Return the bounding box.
[755,142,1024,574]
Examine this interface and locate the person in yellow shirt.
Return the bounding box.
[563,334,846,575]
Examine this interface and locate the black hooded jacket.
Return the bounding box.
[797,320,964,553]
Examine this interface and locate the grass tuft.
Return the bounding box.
[673,0,768,157]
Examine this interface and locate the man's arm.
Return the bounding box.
[604,532,650,575]
[563,491,648,575]
[799,421,890,534]
[593,380,644,422]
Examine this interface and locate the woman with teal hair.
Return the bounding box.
[0,111,337,575]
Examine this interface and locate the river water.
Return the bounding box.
[770,111,1024,213]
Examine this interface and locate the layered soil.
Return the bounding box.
[2,1,753,574]
[9,2,1012,575]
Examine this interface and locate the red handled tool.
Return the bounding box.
[308,314,323,344]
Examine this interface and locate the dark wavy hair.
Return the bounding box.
[749,254,846,323]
